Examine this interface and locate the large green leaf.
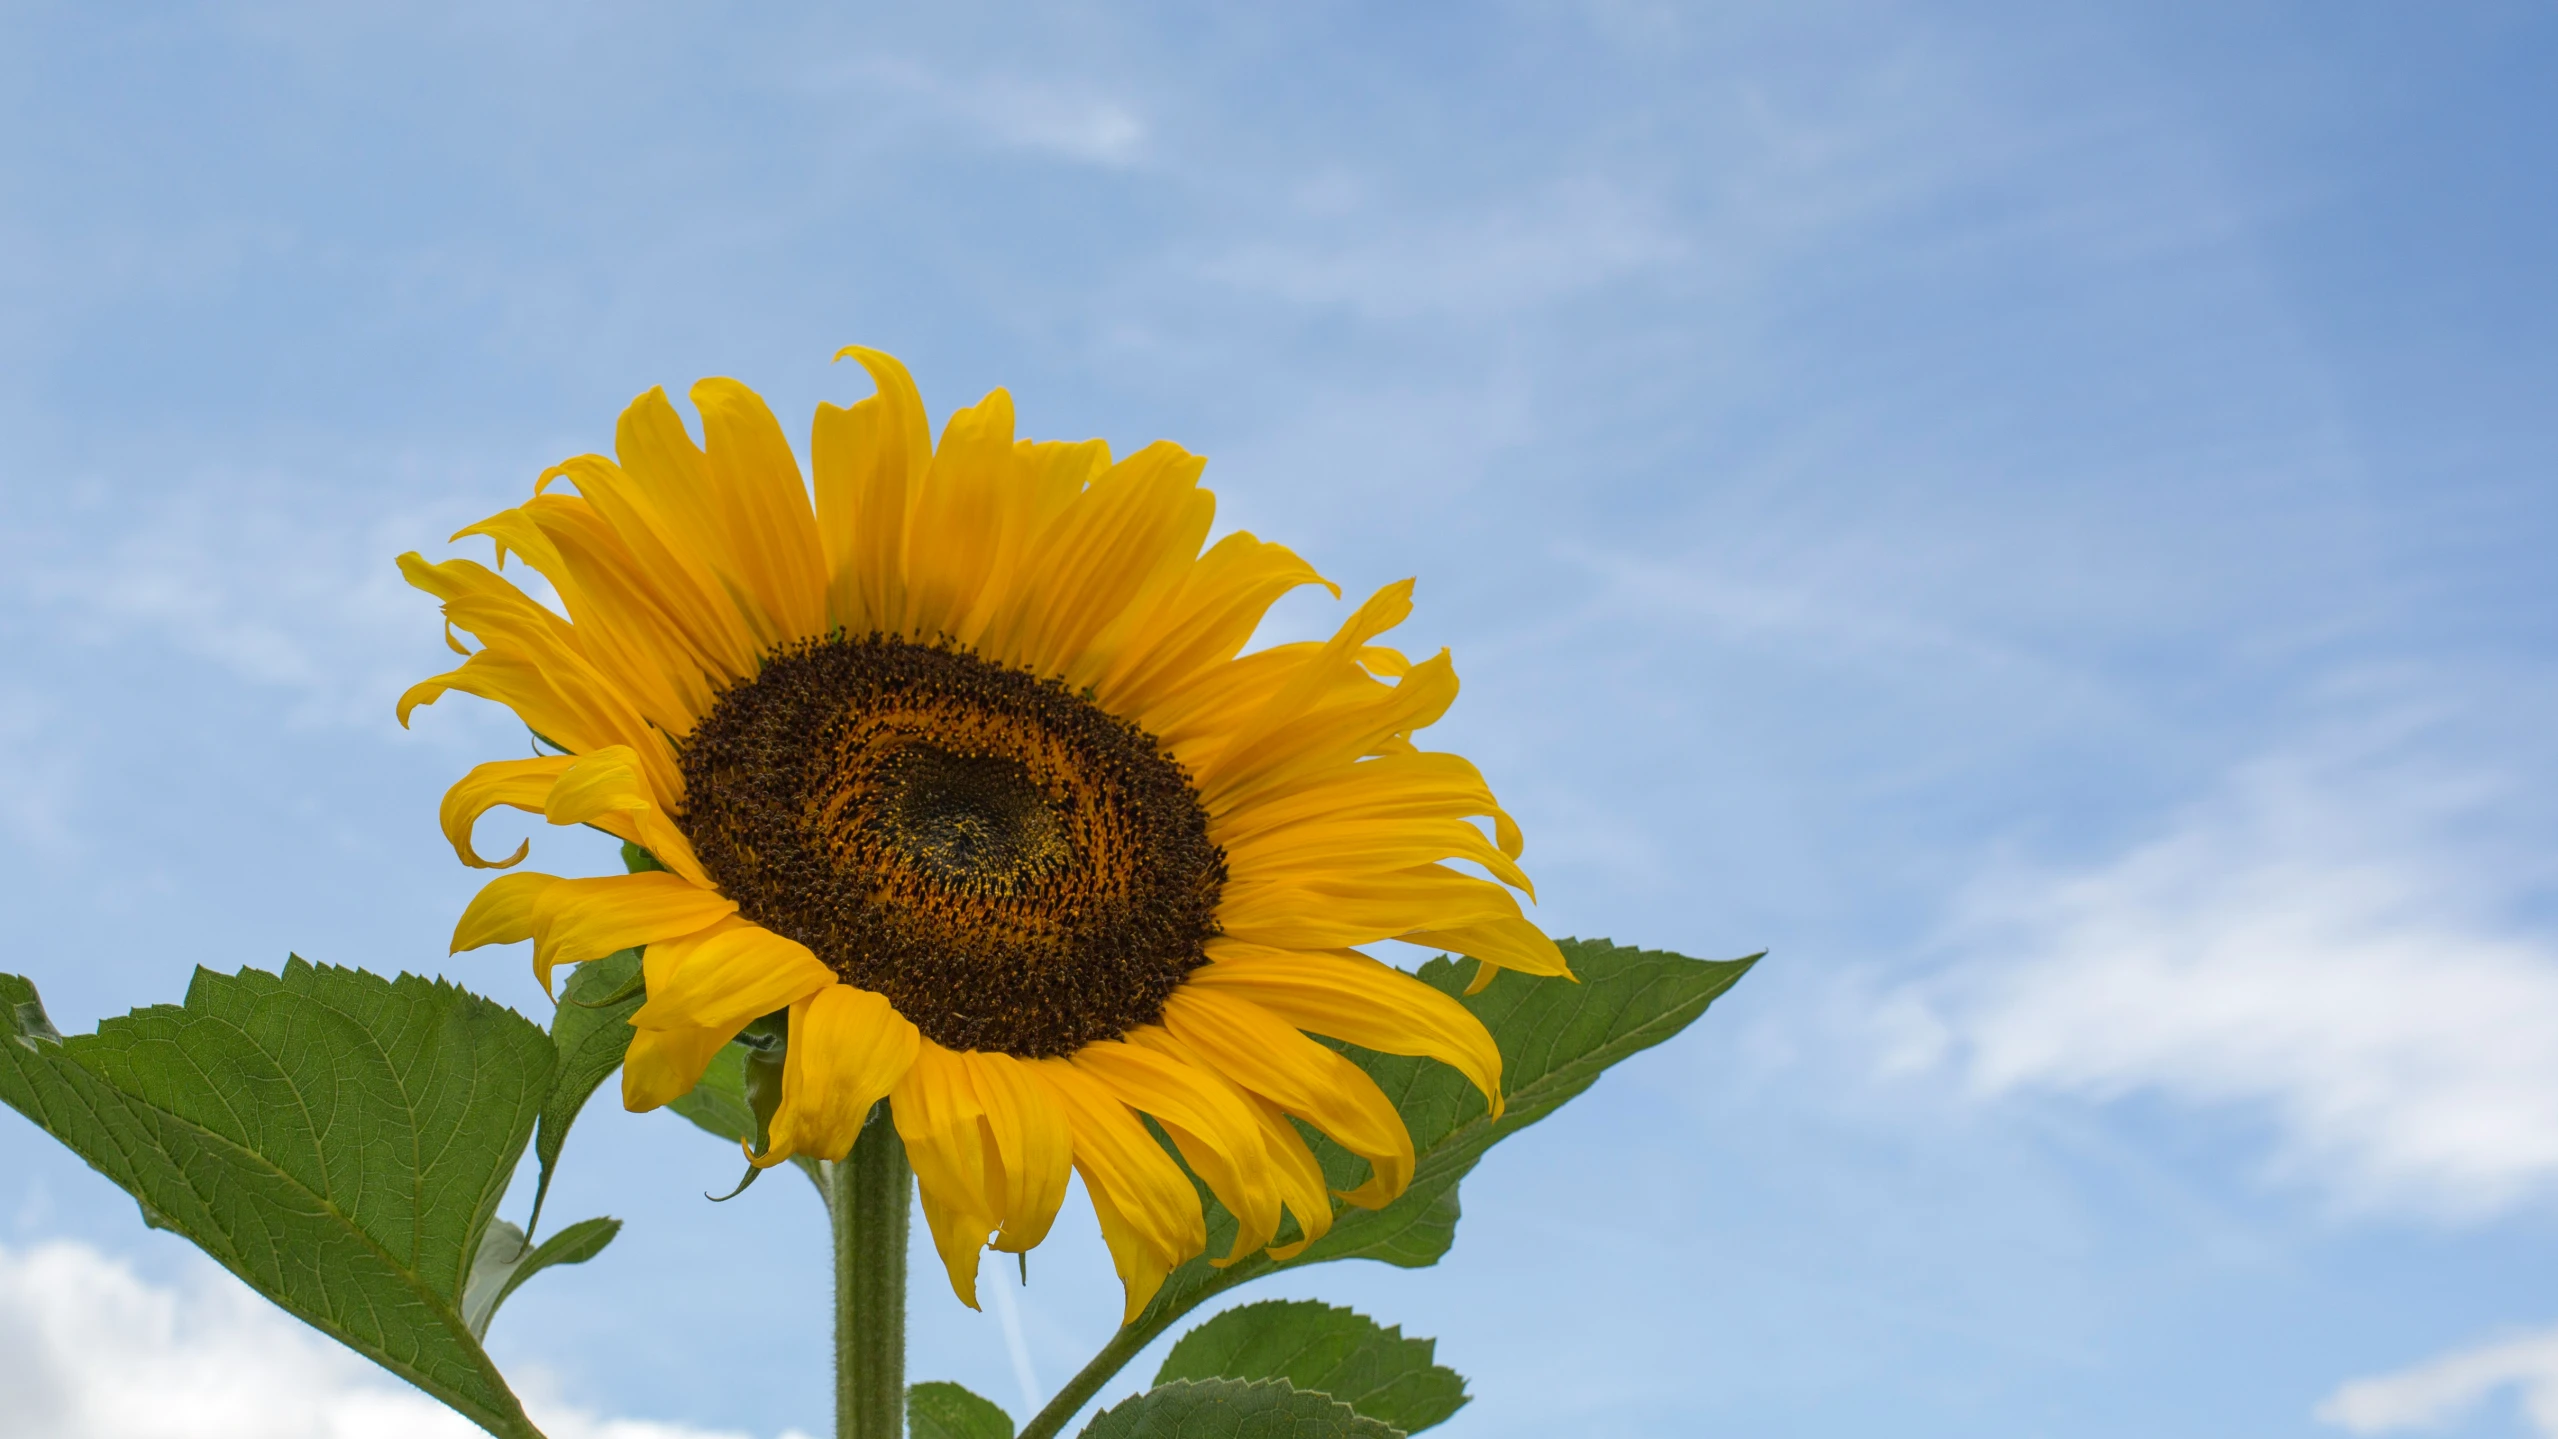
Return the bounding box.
[529,947,644,1233]
[1080,1379,1399,1439]
[1156,1301,1464,1434]
[911,1379,1018,1439]
[0,961,558,1439]
[1022,939,1754,1439]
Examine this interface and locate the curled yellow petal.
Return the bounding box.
[438,755,575,868]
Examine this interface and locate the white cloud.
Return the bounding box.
[2319,1326,2558,1436]
[0,1239,811,1439]
[1908,719,2558,1218]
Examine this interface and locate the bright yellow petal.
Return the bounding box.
[692,378,829,645]
[1392,917,1575,982]
[630,921,832,1035]
[1027,1059,1205,1324]
[540,746,714,889]
[1077,1035,1280,1264]
[1091,532,1335,721]
[449,871,563,953]
[899,389,1019,643]
[999,441,1210,679]
[437,755,575,868]
[760,983,921,1165]
[539,453,761,683]
[623,1022,738,1111]
[1217,863,1528,952]
[1190,946,1503,1119]
[526,871,738,995]
[1159,987,1413,1210]
[892,1042,1002,1310]
[813,346,933,635]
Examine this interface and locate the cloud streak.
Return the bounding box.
[2319,1326,2558,1436]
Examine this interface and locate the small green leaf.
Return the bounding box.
[1158,1301,1464,1433]
[463,1215,621,1339]
[529,947,644,1234]
[911,1379,1018,1439]
[1080,1379,1398,1438]
[666,1040,829,1203]
[0,962,556,1439]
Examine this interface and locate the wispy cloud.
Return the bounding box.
[7,469,517,734]
[1199,178,1686,321]
[0,1239,813,1439]
[2319,1326,2558,1436]
[1900,710,2558,1219]
[803,56,1149,168]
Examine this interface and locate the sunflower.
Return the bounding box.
[401,348,1571,1321]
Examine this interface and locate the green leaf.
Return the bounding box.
[1080,1379,1399,1438]
[1156,1302,1465,1434]
[0,961,557,1439]
[666,1039,829,1204]
[910,1379,1018,1439]
[462,1215,622,1340]
[529,947,644,1234]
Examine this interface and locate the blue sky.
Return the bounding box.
[3,3,2556,1436]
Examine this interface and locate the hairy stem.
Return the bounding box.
[834,1103,910,1439]
[1014,1261,1267,1439]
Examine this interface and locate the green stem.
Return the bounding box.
[1014,1260,1267,1439]
[833,1102,910,1439]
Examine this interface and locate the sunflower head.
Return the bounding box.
[405,346,1572,1320]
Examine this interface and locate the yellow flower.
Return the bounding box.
[403,347,1571,1321]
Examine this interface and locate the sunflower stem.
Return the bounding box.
[832,1102,910,1439]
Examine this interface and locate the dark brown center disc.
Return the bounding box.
[674,636,1225,1056]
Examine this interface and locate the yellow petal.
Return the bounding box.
[814,346,933,634]
[693,377,830,646]
[1160,988,1413,1210]
[900,389,1018,644]
[1001,441,1210,679]
[1078,1035,1281,1264]
[526,872,738,996]
[630,921,832,1034]
[968,1051,1076,1254]
[1190,947,1504,1119]
[437,755,575,868]
[540,745,715,889]
[1027,1059,1205,1324]
[760,983,921,1165]
[1392,916,1575,981]
[623,1022,738,1111]
[450,871,563,953]
[892,1042,1002,1310]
